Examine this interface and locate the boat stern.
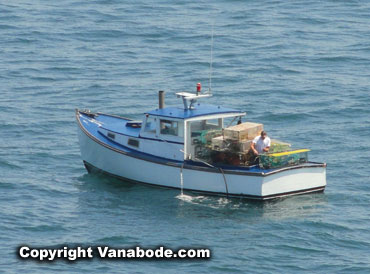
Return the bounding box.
[260,164,326,199]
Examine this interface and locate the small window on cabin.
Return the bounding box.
[128,138,139,148]
[107,132,115,139]
[205,119,222,130]
[144,116,156,133]
[160,119,178,136]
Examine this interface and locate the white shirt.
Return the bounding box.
[253,136,271,154]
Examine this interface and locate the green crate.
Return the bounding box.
[260,150,309,169]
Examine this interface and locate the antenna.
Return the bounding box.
[208,24,214,94]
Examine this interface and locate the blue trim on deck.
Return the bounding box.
[146,104,244,119]
[185,160,265,172]
[138,135,184,145]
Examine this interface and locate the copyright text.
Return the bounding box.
[17,246,211,261]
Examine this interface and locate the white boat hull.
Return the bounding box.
[77,122,326,200]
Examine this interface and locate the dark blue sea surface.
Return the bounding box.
[1,0,370,272]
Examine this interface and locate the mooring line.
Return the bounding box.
[219,167,229,198]
[180,162,185,196]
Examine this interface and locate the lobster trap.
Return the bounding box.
[259,149,310,169]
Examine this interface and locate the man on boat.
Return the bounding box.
[247,131,270,165]
[251,131,271,155]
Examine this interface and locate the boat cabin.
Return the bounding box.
[139,92,245,162]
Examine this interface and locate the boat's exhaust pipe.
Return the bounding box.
[159,90,165,109]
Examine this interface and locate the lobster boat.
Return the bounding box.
[76,88,326,200]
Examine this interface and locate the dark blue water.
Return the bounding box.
[1,0,370,272]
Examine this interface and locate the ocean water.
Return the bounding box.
[1,0,370,272]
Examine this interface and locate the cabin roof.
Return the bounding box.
[145,104,245,120]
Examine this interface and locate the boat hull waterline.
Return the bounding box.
[76,110,326,200]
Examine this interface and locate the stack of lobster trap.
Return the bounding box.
[209,122,264,165]
[194,121,308,168]
[211,122,262,151]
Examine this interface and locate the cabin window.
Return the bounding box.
[190,119,222,133]
[107,132,115,139]
[128,138,139,148]
[144,116,156,133]
[205,119,222,129]
[160,119,178,136]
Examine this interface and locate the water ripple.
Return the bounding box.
[1,0,370,273]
